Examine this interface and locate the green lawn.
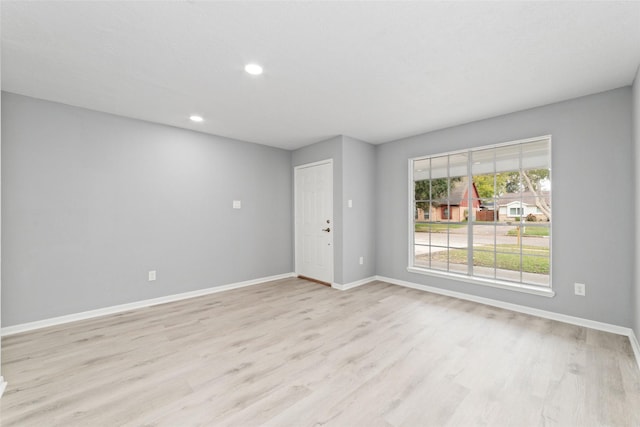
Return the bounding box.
[506,226,550,237]
[431,244,549,274]
[415,222,465,233]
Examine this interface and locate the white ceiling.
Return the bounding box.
[2,1,640,150]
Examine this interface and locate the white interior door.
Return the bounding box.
[295,160,333,284]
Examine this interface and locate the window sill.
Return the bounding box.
[406,266,555,298]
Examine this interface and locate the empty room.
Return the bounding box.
[1,1,640,426]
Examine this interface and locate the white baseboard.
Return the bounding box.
[0,377,6,398]
[375,275,640,369]
[332,276,377,291]
[1,272,296,337]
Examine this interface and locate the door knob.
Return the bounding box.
[322,227,331,232]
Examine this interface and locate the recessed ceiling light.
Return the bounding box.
[190,115,204,122]
[244,63,263,75]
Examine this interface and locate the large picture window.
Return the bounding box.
[410,136,551,295]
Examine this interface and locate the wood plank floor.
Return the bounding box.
[2,278,639,426]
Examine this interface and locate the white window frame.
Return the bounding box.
[408,135,554,297]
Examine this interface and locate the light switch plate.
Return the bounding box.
[233,200,241,209]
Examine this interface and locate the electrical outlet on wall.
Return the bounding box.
[574,282,586,296]
[359,256,364,265]
[148,270,157,281]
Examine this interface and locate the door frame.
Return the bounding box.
[294,159,334,284]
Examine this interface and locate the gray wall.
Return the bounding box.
[2,87,636,330]
[376,87,634,327]
[634,66,640,338]
[1,92,293,326]
[342,136,376,283]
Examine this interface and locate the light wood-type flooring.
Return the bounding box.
[2,278,640,426]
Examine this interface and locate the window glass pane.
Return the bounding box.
[414,180,429,202]
[497,195,525,222]
[472,150,497,223]
[448,257,468,274]
[471,223,495,253]
[415,201,430,220]
[521,253,549,275]
[427,224,451,269]
[448,224,468,249]
[472,249,496,279]
[521,225,550,282]
[521,254,550,287]
[414,244,431,269]
[472,175,495,204]
[414,158,430,178]
[447,153,468,223]
[473,200,491,221]
[442,205,451,220]
[495,257,522,283]
[521,168,551,222]
[428,178,449,209]
[471,148,495,175]
[502,175,523,197]
[525,273,550,287]
[497,224,523,254]
[449,153,468,180]
[430,156,448,180]
[446,222,469,274]
[429,246,449,272]
[522,139,550,170]
[520,224,550,238]
[494,144,521,174]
